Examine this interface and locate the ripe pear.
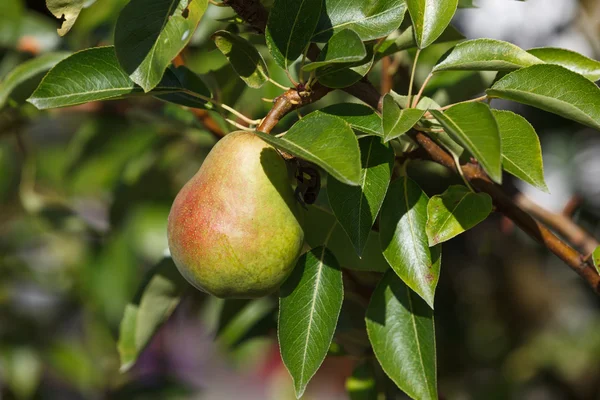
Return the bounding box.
[167,131,304,298]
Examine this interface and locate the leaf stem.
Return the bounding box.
[184,91,261,125]
[225,118,255,131]
[438,95,488,111]
[406,49,421,108]
[412,72,433,108]
[268,78,290,91]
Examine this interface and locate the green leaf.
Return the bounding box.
[266,0,322,70]
[406,0,459,49]
[366,270,437,400]
[346,362,378,400]
[430,103,502,183]
[279,246,344,399]
[592,247,600,275]
[216,298,275,348]
[316,44,375,89]
[303,29,366,71]
[376,24,464,59]
[527,47,600,82]
[492,110,548,192]
[304,206,390,273]
[114,0,208,92]
[312,0,407,42]
[426,185,492,246]
[0,52,70,109]
[27,47,210,110]
[433,39,543,72]
[320,103,382,136]
[46,0,85,35]
[118,258,188,372]
[154,65,212,109]
[379,177,441,308]
[487,65,600,131]
[382,94,427,142]
[254,112,361,185]
[328,137,394,256]
[212,30,269,89]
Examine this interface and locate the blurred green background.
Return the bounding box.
[1,0,600,399]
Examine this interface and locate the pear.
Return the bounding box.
[167,131,304,298]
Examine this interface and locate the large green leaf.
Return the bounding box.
[255,112,361,185]
[316,44,375,89]
[379,177,441,308]
[312,0,407,42]
[328,137,394,256]
[46,0,85,35]
[430,103,502,183]
[0,52,70,108]
[27,47,210,109]
[366,270,437,400]
[426,185,492,246]
[492,110,548,192]
[114,0,208,92]
[279,247,344,399]
[382,94,427,142]
[376,24,464,59]
[527,47,600,82]
[320,103,382,136]
[118,258,188,372]
[303,29,366,71]
[487,64,600,131]
[212,30,269,89]
[406,0,459,49]
[304,206,390,273]
[433,39,543,72]
[266,0,322,70]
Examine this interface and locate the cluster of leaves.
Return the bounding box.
[3,0,600,398]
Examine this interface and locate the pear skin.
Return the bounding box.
[167,131,304,298]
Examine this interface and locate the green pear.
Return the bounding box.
[167,131,304,298]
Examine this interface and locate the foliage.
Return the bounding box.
[1,0,600,399]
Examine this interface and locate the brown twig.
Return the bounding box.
[381,56,393,94]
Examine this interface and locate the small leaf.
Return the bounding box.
[303,29,366,71]
[487,64,600,131]
[320,103,382,136]
[304,206,390,273]
[382,94,426,142]
[254,112,361,185]
[0,52,70,108]
[426,185,493,246]
[430,103,502,183]
[279,247,344,399]
[266,0,322,70]
[114,0,208,92]
[527,47,600,82]
[379,177,441,308]
[118,258,188,372]
[313,0,407,42]
[377,24,464,59]
[366,270,437,400]
[212,30,269,89]
[46,0,85,35]
[27,47,210,110]
[406,0,459,49]
[433,39,543,72]
[346,362,378,400]
[328,137,394,256]
[592,247,600,274]
[316,44,375,89]
[492,110,548,192]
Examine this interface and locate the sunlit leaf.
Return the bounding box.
[212,30,269,88]
[406,0,459,48]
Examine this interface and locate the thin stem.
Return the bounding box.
[406,49,421,108]
[451,152,475,192]
[412,72,433,108]
[439,95,488,111]
[225,118,255,131]
[299,45,310,84]
[268,78,289,91]
[184,91,260,125]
